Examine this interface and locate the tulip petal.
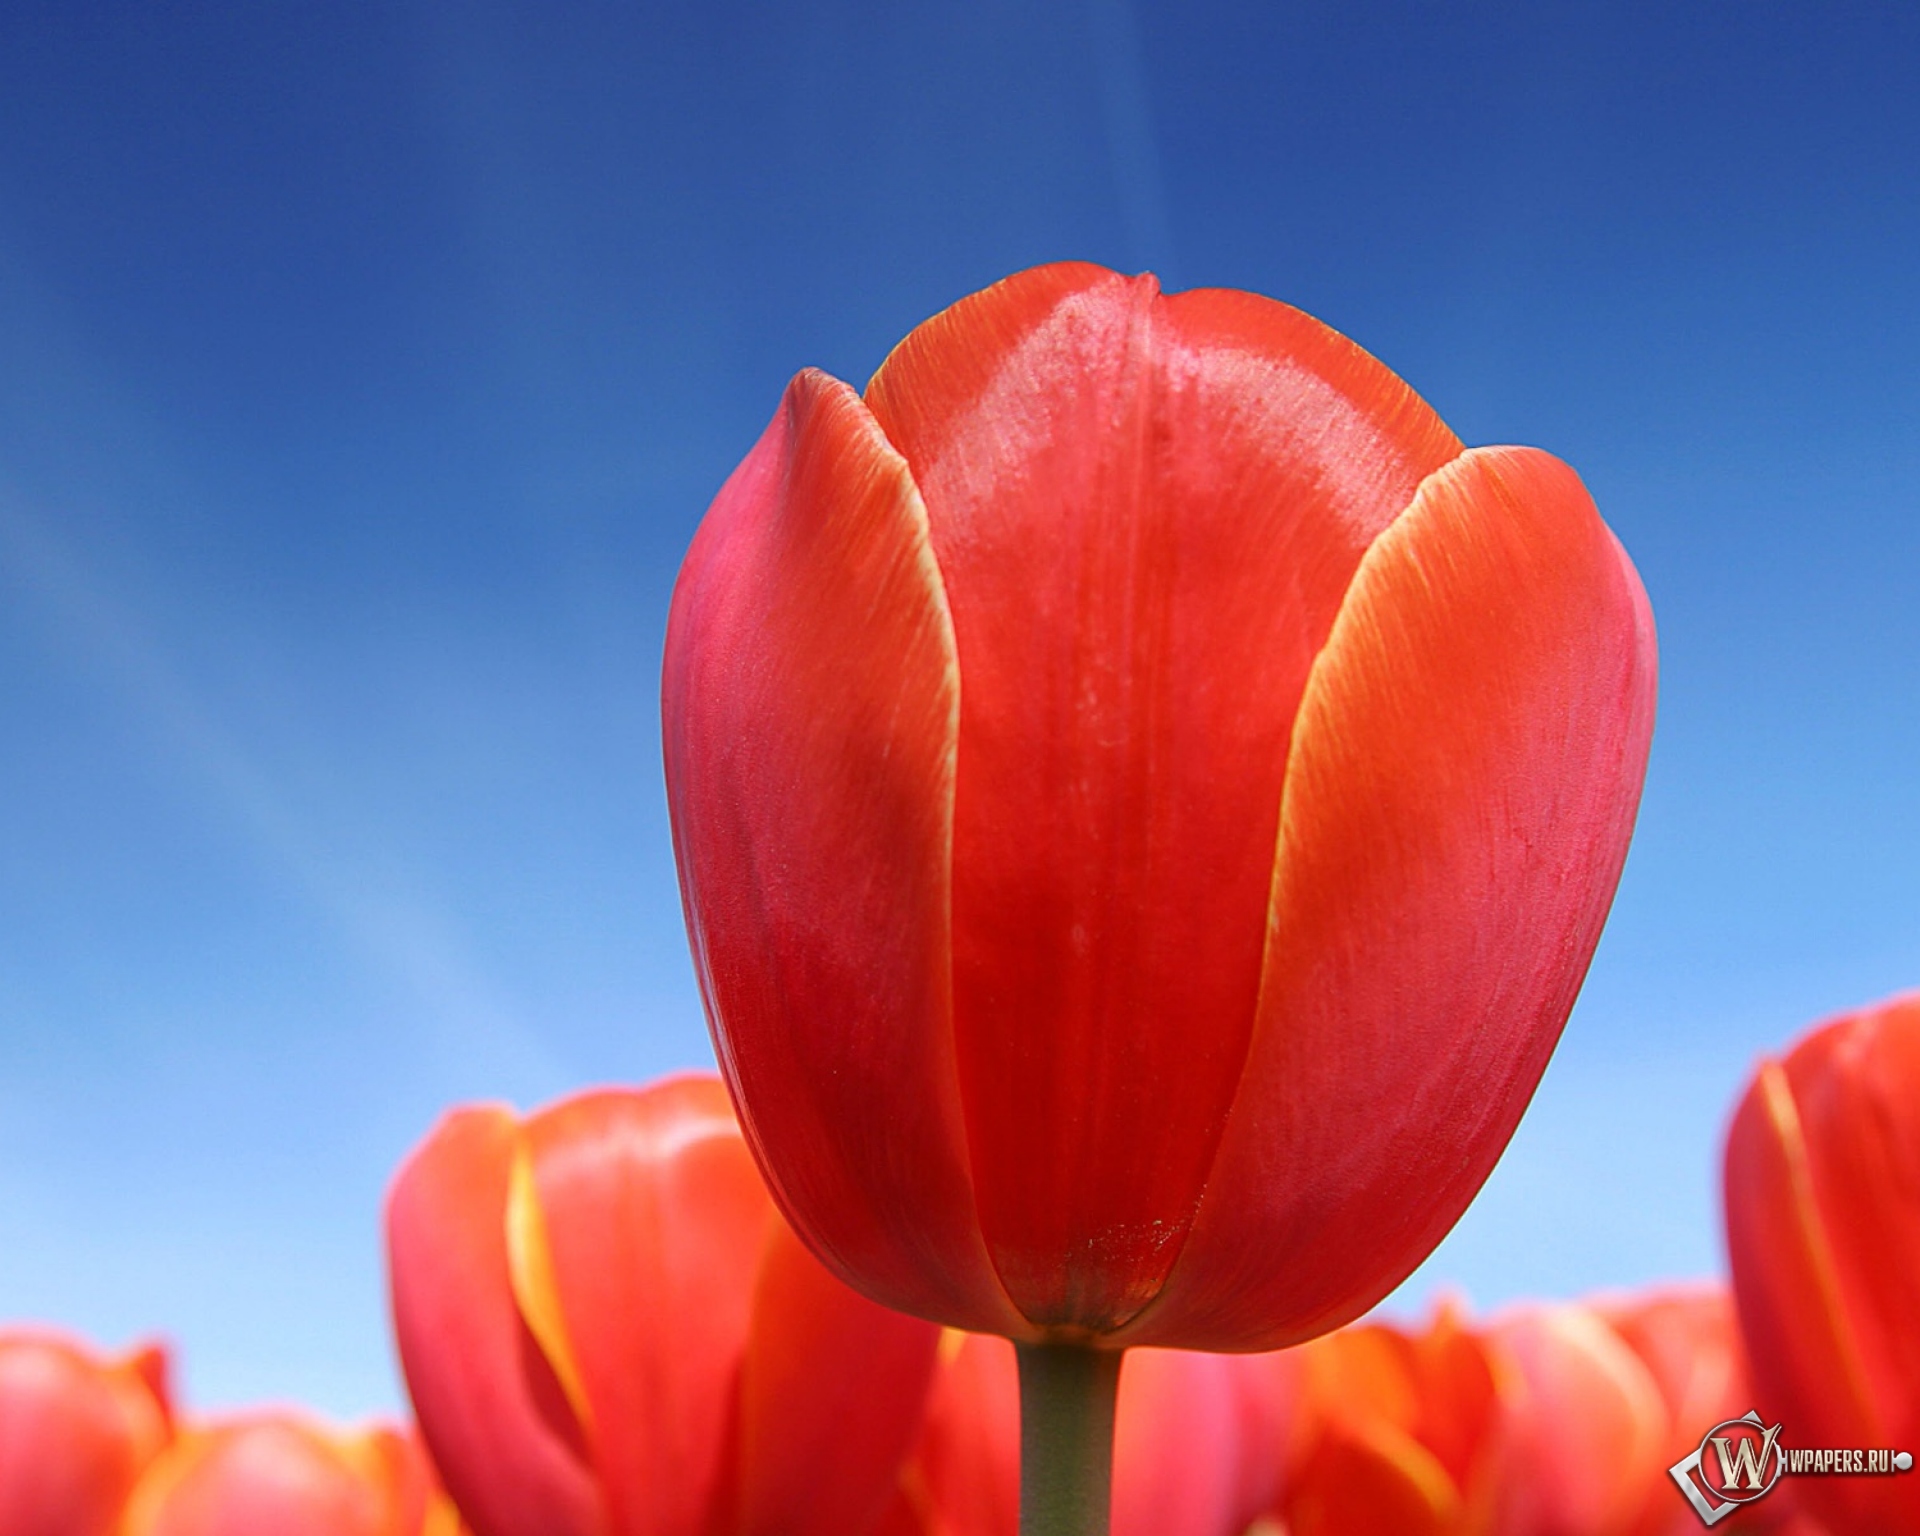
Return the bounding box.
[1725,1058,1883,1446]
[352,1427,458,1536]
[733,1220,941,1536]
[1776,998,1920,1442]
[866,262,1465,1329]
[1725,996,1920,1536]
[120,1420,393,1536]
[0,1331,171,1536]
[1112,1350,1260,1536]
[512,1081,769,1536]
[1410,1309,1504,1508]
[386,1106,603,1536]
[1131,445,1656,1348]
[1287,1418,1459,1536]
[1600,1287,1745,1461]
[1488,1306,1666,1536]
[908,1334,1021,1536]
[664,368,1020,1334]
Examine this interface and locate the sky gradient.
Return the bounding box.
[2,0,1916,1416]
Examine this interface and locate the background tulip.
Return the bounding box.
[663,259,1658,1362]
[1275,1292,1805,1536]
[1490,1303,1672,1536]
[1725,990,1920,1536]
[0,1329,172,1536]
[883,1333,1294,1536]
[385,1075,941,1536]
[1600,1287,1810,1536]
[117,1415,456,1536]
[1279,1301,1505,1536]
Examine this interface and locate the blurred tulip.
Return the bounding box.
[663,259,1657,1352]
[386,1075,941,1536]
[1490,1303,1670,1536]
[1601,1286,1811,1536]
[885,1333,1295,1536]
[1725,991,1920,1536]
[1274,1293,1807,1536]
[0,1328,172,1536]
[118,1415,456,1536]
[1279,1300,1505,1536]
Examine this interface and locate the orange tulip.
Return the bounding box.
[0,1328,172,1536]
[886,1333,1295,1536]
[1274,1293,1809,1536]
[1725,991,1920,1536]
[118,1415,457,1536]
[663,259,1657,1353]
[1280,1301,1505,1536]
[385,1075,942,1536]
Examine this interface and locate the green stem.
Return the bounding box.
[1016,1342,1124,1536]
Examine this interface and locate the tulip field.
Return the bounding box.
[5,262,1914,1536]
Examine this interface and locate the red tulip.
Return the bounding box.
[1725,991,1920,1536]
[1490,1303,1670,1536]
[664,259,1657,1350]
[117,1415,457,1536]
[1600,1286,1812,1536]
[885,1333,1295,1536]
[0,1329,172,1536]
[385,1075,942,1536]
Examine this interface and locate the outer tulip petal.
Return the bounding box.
[1726,1059,1883,1446]
[386,1106,603,1536]
[1112,1349,1268,1536]
[907,1335,1021,1536]
[733,1221,941,1536]
[663,368,1019,1335]
[0,1331,172,1536]
[866,263,1464,1329]
[1725,995,1920,1536]
[512,1081,767,1536]
[1408,1304,1503,1503]
[1600,1285,1756,1522]
[1773,999,1920,1438]
[358,1427,466,1536]
[1286,1418,1459,1536]
[1584,1291,1804,1536]
[1489,1306,1667,1536]
[1132,445,1656,1347]
[1222,1348,1306,1522]
[121,1420,394,1536]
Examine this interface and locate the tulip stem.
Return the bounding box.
[1016,1341,1123,1536]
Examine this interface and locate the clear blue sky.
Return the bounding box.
[1,1,1914,1416]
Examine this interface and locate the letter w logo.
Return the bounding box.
[1712,1424,1782,1492]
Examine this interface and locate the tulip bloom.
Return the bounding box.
[1491,1304,1674,1536]
[385,1076,941,1536]
[1275,1292,1801,1536]
[0,1329,172,1536]
[1279,1301,1506,1536]
[885,1334,1295,1536]
[1725,990,1920,1536]
[664,260,1657,1355]
[1600,1287,1811,1536]
[118,1415,456,1536]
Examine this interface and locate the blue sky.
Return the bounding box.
[1,1,1915,1416]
